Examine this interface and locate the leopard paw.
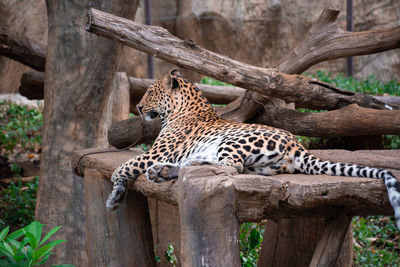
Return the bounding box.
[146,163,180,183]
[106,179,127,210]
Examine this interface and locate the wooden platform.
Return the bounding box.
[72,148,400,267]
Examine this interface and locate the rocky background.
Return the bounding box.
[0,0,399,93]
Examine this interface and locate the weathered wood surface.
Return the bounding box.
[34,1,138,266]
[258,218,352,267]
[72,148,399,221]
[0,28,46,71]
[85,8,391,111]
[84,169,156,267]
[178,167,241,267]
[309,214,352,267]
[252,104,400,137]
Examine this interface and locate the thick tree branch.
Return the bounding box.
[0,28,46,71]
[85,8,390,111]
[279,7,400,74]
[251,104,400,137]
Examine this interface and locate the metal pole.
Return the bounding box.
[144,0,154,79]
[346,0,354,77]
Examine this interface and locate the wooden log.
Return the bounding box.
[107,102,400,147]
[251,104,400,137]
[34,1,138,266]
[222,6,400,122]
[0,28,46,71]
[18,71,45,99]
[84,169,156,267]
[178,167,241,266]
[111,72,130,123]
[309,214,352,267]
[85,8,391,111]
[278,8,400,75]
[107,116,161,148]
[129,77,244,105]
[72,148,400,221]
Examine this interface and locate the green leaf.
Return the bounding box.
[0,241,15,257]
[6,229,24,241]
[36,239,66,261]
[0,227,9,241]
[24,221,42,249]
[23,231,37,250]
[39,225,62,247]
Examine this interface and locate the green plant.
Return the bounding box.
[353,216,400,266]
[0,177,39,231]
[0,101,42,160]
[0,221,74,267]
[165,243,178,266]
[239,222,265,267]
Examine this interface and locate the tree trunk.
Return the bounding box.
[35,1,137,266]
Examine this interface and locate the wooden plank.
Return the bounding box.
[84,169,156,267]
[309,214,353,267]
[72,148,399,221]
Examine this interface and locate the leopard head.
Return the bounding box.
[137,69,215,123]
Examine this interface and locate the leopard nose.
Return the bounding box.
[137,105,143,115]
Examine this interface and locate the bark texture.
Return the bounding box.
[35,1,137,266]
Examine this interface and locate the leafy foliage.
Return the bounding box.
[239,222,264,267]
[0,178,39,231]
[312,71,400,96]
[353,216,400,266]
[165,243,178,266]
[0,101,42,160]
[0,221,74,267]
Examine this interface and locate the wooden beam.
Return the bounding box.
[0,28,46,71]
[309,214,352,267]
[178,167,241,266]
[279,7,400,75]
[251,104,400,137]
[85,8,390,111]
[72,148,399,222]
[84,169,156,266]
[18,71,45,99]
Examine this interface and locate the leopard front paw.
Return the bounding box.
[106,180,127,210]
[146,163,180,183]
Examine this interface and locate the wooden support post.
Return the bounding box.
[84,169,156,267]
[111,72,130,124]
[309,214,353,267]
[178,167,241,267]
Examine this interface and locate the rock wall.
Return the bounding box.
[0,0,399,93]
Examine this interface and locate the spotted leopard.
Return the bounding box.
[107,69,400,228]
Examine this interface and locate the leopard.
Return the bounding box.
[106,69,400,229]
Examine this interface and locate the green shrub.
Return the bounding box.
[0,221,74,267]
[0,178,39,231]
[0,101,42,160]
[353,216,400,266]
[239,222,265,267]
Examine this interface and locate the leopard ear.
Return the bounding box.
[169,69,180,89]
[170,69,180,77]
